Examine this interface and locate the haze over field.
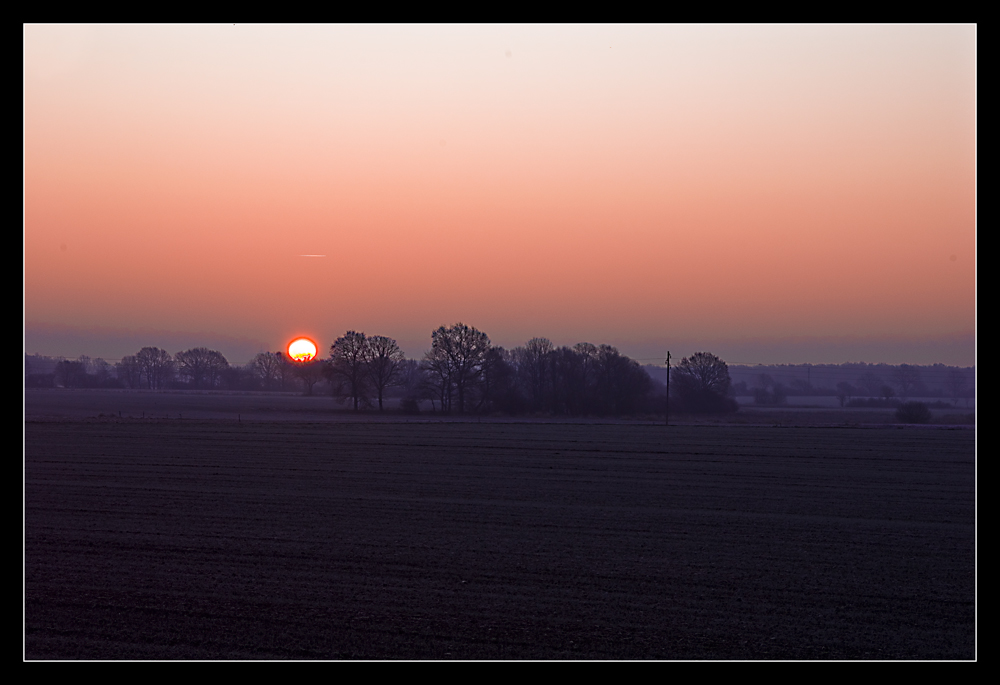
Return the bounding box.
[24,25,976,366]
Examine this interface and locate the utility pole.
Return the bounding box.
[665,351,671,427]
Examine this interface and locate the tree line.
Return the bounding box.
[325,324,737,415]
[723,364,974,407]
[326,324,661,415]
[25,323,743,416]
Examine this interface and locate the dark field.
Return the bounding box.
[25,414,975,659]
[22,387,977,426]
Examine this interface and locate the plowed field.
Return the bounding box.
[25,421,975,659]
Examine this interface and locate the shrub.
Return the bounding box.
[896,401,932,424]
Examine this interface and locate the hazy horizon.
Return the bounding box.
[24,25,976,368]
[24,320,974,368]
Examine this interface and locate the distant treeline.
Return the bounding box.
[24,327,662,416]
[645,361,975,407]
[23,324,714,416]
[25,329,976,413]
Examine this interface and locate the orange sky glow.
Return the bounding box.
[24,25,976,365]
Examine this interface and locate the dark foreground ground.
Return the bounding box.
[25,418,975,660]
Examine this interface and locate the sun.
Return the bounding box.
[287,337,318,363]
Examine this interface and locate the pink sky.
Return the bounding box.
[24,25,976,365]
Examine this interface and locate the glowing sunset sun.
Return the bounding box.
[287,337,318,363]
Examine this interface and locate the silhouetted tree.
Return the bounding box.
[512,337,554,411]
[92,358,114,387]
[275,352,297,391]
[330,331,369,409]
[487,340,652,416]
[395,358,426,400]
[593,345,651,415]
[221,364,256,391]
[135,347,174,389]
[364,335,405,411]
[116,355,143,389]
[294,358,328,396]
[556,344,597,415]
[421,343,453,413]
[424,323,491,414]
[473,345,512,413]
[546,346,580,415]
[571,343,601,413]
[249,351,285,390]
[672,352,737,413]
[175,347,229,389]
[54,359,87,388]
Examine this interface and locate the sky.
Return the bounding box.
[24,24,976,366]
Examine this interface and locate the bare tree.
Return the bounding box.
[592,344,651,415]
[474,345,511,414]
[249,352,285,390]
[135,347,174,389]
[92,358,113,387]
[275,352,296,390]
[116,355,143,389]
[175,348,229,389]
[220,363,257,391]
[512,337,554,411]
[330,331,369,409]
[421,344,453,413]
[396,358,424,396]
[425,323,491,414]
[76,355,92,375]
[54,359,87,388]
[293,358,328,396]
[364,335,405,411]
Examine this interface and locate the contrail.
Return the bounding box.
[299,254,327,257]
